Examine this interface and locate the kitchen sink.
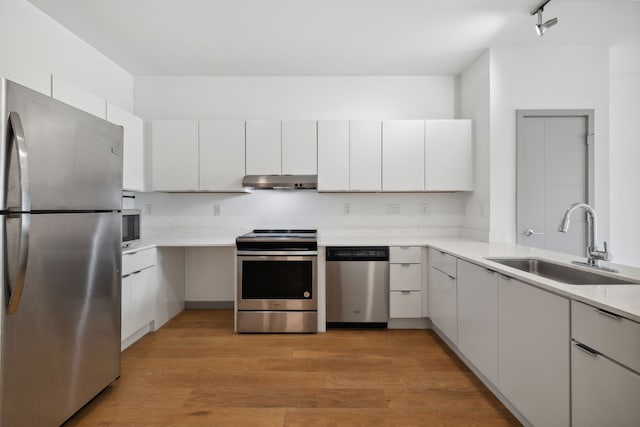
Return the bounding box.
[485,258,638,285]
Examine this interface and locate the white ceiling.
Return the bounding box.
[26,0,640,76]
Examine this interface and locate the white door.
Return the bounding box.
[317,120,349,191]
[281,120,317,174]
[382,120,424,191]
[350,120,381,191]
[516,111,593,256]
[199,120,245,191]
[245,120,281,175]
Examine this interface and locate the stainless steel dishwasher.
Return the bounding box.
[326,247,389,328]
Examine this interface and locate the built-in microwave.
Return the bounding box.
[122,209,141,247]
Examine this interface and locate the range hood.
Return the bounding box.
[242,174,317,190]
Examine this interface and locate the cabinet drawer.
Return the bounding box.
[572,300,640,373]
[390,246,421,263]
[390,291,422,318]
[572,341,640,427]
[429,248,456,278]
[122,247,157,276]
[390,264,422,291]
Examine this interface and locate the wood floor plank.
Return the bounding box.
[64,310,521,426]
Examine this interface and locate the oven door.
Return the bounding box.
[237,252,317,311]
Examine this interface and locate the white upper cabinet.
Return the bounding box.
[151,120,199,191]
[350,120,382,191]
[318,121,349,191]
[51,77,106,119]
[425,120,473,191]
[245,120,281,175]
[282,120,317,175]
[199,120,245,191]
[106,103,145,192]
[3,71,51,96]
[382,120,424,191]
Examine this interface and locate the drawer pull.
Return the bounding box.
[485,268,496,274]
[401,263,411,267]
[574,342,599,357]
[401,290,411,294]
[595,308,622,320]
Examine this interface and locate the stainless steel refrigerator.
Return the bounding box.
[0,79,123,426]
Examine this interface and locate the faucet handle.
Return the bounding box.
[603,241,612,261]
[591,241,612,262]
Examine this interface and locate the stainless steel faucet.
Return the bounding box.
[558,203,617,272]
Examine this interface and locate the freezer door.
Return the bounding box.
[3,79,122,211]
[1,212,121,427]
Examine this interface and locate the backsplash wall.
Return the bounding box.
[134,191,470,234]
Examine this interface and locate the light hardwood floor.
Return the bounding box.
[65,310,521,426]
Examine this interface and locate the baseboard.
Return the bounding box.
[387,317,430,329]
[185,301,234,309]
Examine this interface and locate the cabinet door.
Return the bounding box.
[199,120,245,191]
[425,120,473,191]
[51,77,106,119]
[106,103,145,192]
[457,260,498,385]
[131,267,156,332]
[382,120,424,191]
[246,120,281,175]
[428,267,457,345]
[318,121,349,191]
[350,120,381,191]
[498,276,570,427]
[282,120,317,174]
[151,120,199,191]
[571,342,640,427]
[121,274,134,340]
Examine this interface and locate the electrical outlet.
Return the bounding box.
[386,203,400,215]
[213,204,222,216]
[144,204,153,216]
[343,203,351,215]
[420,204,430,216]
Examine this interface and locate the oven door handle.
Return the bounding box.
[237,250,318,256]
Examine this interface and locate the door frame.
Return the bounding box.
[515,109,595,248]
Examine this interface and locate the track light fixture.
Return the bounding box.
[530,0,558,37]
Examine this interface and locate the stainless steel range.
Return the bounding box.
[236,229,317,333]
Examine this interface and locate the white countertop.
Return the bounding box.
[132,227,640,322]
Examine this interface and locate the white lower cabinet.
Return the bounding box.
[121,247,157,350]
[389,246,423,319]
[456,260,498,385]
[571,342,640,427]
[571,300,640,427]
[390,291,422,318]
[498,276,570,427]
[428,263,457,345]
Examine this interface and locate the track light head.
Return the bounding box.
[535,14,558,37]
[530,0,558,37]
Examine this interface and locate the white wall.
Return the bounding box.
[609,45,640,267]
[459,51,490,241]
[135,191,467,235]
[0,0,133,109]
[134,76,455,120]
[134,75,468,233]
[488,46,610,243]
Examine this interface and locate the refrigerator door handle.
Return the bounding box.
[6,112,31,314]
[8,112,31,212]
[6,213,30,314]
